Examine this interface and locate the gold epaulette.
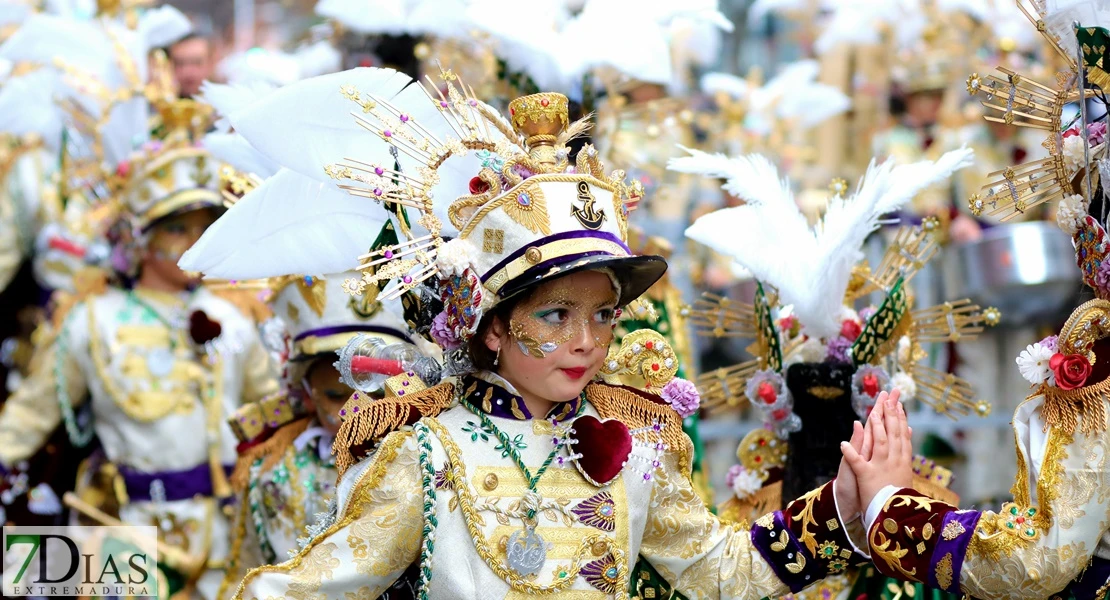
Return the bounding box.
[49,267,109,332]
[333,381,455,475]
[229,416,312,493]
[584,381,693,475]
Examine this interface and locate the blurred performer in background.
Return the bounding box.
[169,33,215,99]
[0,11,278,594]
[219,263,436,599]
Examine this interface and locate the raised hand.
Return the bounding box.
[833,407,875,519]
[841,390,913,513]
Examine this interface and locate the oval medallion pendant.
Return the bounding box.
[506,527,547,577]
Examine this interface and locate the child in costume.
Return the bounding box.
[843,4,1110,599]
[219,265,438,599]
[181,66,876,599]
[671,142,995,600]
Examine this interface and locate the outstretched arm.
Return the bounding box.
[849,394,1110,599]
[639,426,871,599]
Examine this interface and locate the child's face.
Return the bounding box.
[486,269,618,406]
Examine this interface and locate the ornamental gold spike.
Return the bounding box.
[686,292,758,339]
[868,226,939,295]
[911,300,995,343]
[966,68,1063,130]
[910,366,989,418]
[970,157,1067,221]
[694,360,760,413]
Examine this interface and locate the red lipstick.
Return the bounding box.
[561,367,588,380]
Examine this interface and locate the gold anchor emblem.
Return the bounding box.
[571,181,606,230]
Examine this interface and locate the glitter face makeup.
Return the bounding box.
[507,279,618,358]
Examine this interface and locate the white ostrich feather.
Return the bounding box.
[199,80,275,131]
[681,147,974,339]
[228,68,422,185]
[201,132,279,179]
[180,168,389,279]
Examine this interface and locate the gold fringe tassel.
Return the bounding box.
[1042,385,1109,438]
[585,382,693,475]
[229,417,312,493]
[332,382,455,476]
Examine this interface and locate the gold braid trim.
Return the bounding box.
[216,493,252,600]
[229,416,312,493]
[332,382,455,476]
[232,430,413,600]
[971,424,1073,559]
[1042,381,1110,438]
[584,382,692,475]
[425,417,629,593]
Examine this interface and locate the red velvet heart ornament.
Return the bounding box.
[568,415,632,486]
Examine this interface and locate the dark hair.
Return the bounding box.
[466,293,528,371]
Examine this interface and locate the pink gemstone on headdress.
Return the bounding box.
[440,101,449,108]
[468,99,477,106]
[375,166,384,175]
[383,130,392,137]
[403,275,413,284]
[642,473,652,481]
[400,114,409,122]
[373,188,383,196]
[384,250,394,258]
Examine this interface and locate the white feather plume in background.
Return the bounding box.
[678,146,974,339]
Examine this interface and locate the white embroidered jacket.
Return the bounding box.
[236,378,867,600]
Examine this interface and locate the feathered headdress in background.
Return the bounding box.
[674,145,975,339]
[672,146,999,424]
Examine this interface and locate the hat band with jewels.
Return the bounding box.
[141,188,223,229]
[481,230,631,296]
[292,324,413,360]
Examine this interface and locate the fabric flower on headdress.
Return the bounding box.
[430,311,462,350]
[1050,353,1092,390]
[1094,260,1110,298]
[891,371,916,402]
[661,378,700,418]
[726,465,765,500]
[1057,194,1088,235]
[436,238,475,278]
[825,336,852,364]
[1016,341,1056,386]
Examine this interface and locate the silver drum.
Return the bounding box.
[942,221,1082,328]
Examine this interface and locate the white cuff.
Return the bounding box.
[864,485,901,532]
[832,479,868,557]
